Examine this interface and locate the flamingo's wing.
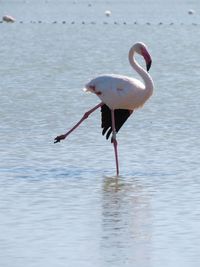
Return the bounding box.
[101,104,133,140]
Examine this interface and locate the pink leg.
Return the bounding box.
[54,102,103,143]
[111,109,119,176]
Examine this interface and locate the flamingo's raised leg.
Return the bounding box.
[54,102,103,143]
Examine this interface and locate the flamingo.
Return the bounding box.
[54,42,154,176]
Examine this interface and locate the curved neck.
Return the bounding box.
[129,47,154,97]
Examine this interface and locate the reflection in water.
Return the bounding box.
[100,176,153,266]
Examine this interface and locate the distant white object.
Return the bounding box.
[2,15,15,22]
[188,9,195,15]
[105,10,111,17]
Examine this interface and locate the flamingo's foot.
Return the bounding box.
[54,134,66,143]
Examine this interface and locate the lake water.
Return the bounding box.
[0,0,200,266]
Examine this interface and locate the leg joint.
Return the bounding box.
[83,111,90,118]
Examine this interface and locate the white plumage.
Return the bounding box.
[84,74,148,110]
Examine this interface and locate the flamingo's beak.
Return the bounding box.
[146,60,152,72]
[142,48,152,72]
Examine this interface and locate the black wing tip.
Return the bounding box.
[101,104,132,141]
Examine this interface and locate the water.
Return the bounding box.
[1,0,200,266]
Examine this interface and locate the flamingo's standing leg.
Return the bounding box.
[54,102,103,143]
[111,109,119,176]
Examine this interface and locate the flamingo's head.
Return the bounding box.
[133,42,152,72]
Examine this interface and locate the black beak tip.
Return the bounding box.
[146,61,152,72]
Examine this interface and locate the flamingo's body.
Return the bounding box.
[55,42,154,176]
[84,74,150,110]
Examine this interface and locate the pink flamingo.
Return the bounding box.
[54,42,154,176]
